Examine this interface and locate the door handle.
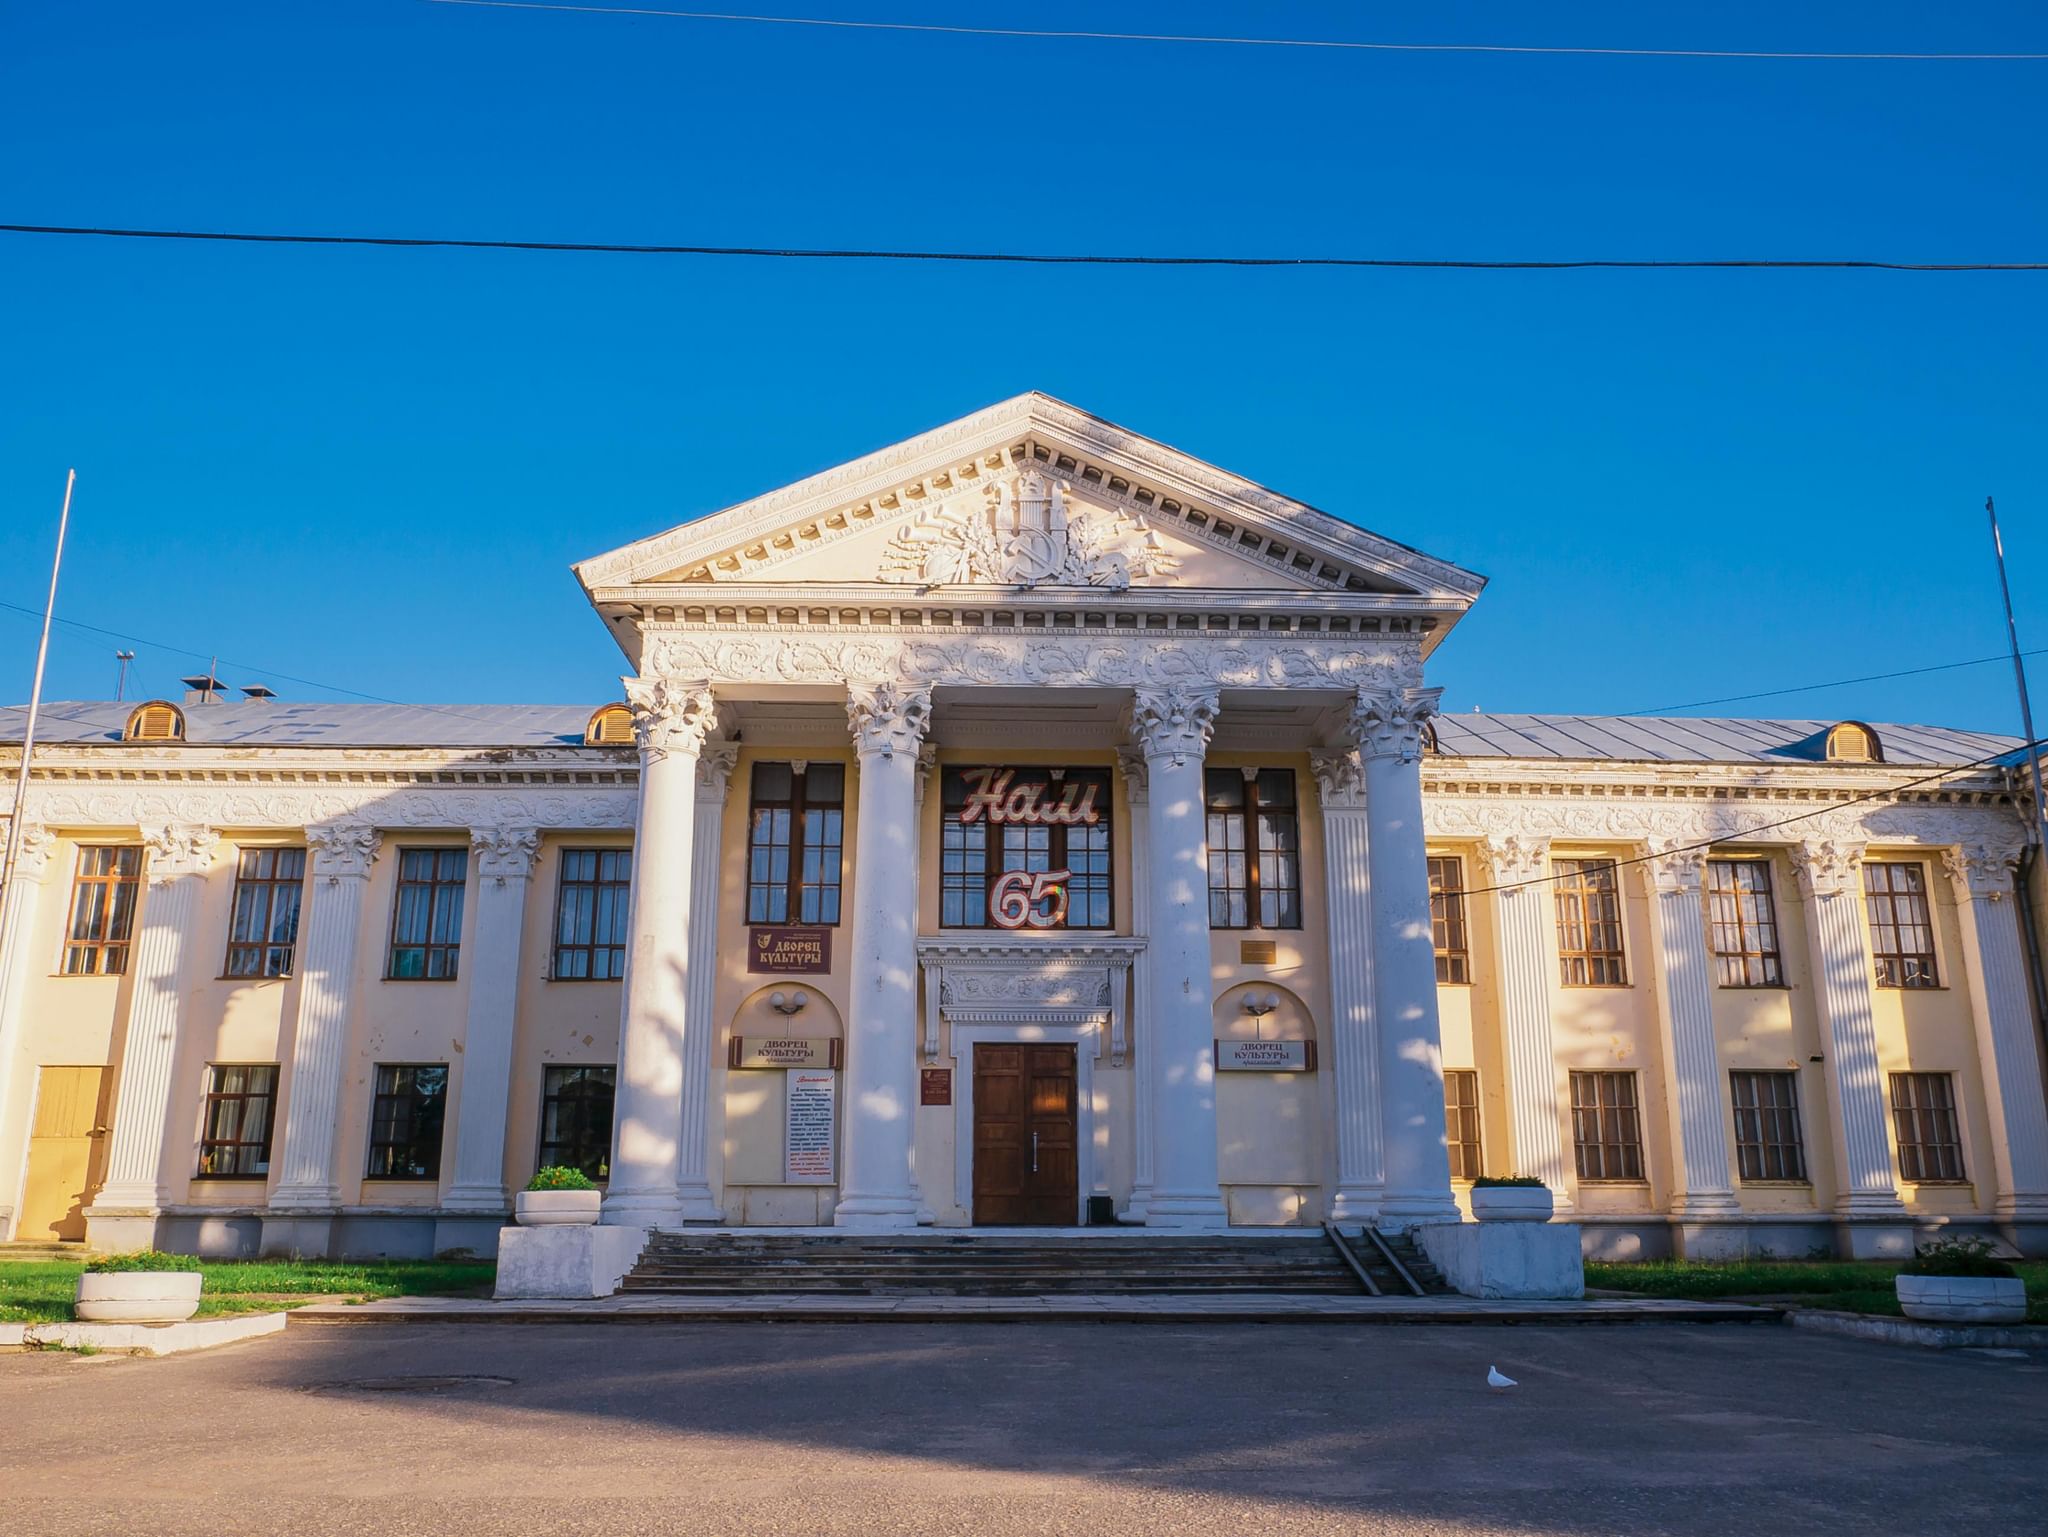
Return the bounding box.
[1031,1131,1039,1174]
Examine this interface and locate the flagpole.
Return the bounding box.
[0,469,74,929]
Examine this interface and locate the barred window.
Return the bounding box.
[62,846,142,976]
[224,846,305,978]
[746,762,845,926]
[554,848,631,980]
[1570,1070,1644,1181]
[1555,859,1628,986]
[1890,1072,1966,1183]
[940,766,1114,930]
[1204,769,1302,930]
[538,1065,615,1180]
[388,848,467,979]
[1444,1069,1482,1180]
[1429,856,1470,983]
[366,1064,448,1179]
[1730,1070,1806,1181]
[1707,860,1784,988]
[196,1064,279,1177]
[1865,862,1939,989]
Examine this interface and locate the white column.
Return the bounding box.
[909,741,937,1225]
[1478,831,1574,1207]
[1354,688,1459,1227]
[605,675,721,1228]
[1943,841,2048,1229]
[1311,750,1382,1223]
[271,822,380,1210]
[89,823,219,1219]
[677,742,738,1222]
[1116,747,1157,1223]
[1790,839,1907,1225]
[442,824,539,1213]
[1645,849,1739,1220]
[1129,686,1229,1229]
[0,825,58,1239]
[835,681,932,1229]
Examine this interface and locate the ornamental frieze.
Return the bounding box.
[23,785,638,832]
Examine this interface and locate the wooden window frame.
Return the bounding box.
[1444,1068,1483,1180]
[60,845,143,976]
[746,762,846,928]
[1890,1071,1967,1183]
[1706,859,1785,988]
[365,1063,449,1180]
[552,848,631,980]
[1555,858,1629,987]
[223,845,306,979]
[386,847,468,980]
[938,765,1116,932]
[1864,861,1940,989]
[537,1064,616,1180]
[1569,1070,1645,1182]
[196,1063,280,1178]
[1730,1069,1807,1182]
[1204,767,1303,931]
[1429,855,1470,984]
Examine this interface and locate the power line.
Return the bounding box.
[423,1,2048,62]
[1636,648,2048,714]
[2,224,2042,272]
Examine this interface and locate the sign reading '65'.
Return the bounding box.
[990,869,1070,929]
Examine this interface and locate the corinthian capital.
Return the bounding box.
[1646,847,1705,897]
[622,674,721,763]
[471,824,540,882]
[1943,840,2022,899]
[846,681,933,760]
[307,821,381,879]
[696,742,741,802]
[1791,839,1865,899]
[1479,832,1550,889]
[139,822,218,879]
[1309,749,1366,809]
[1128,687,1219,769]
[1348,686,1443,765]
[6,822,58,882]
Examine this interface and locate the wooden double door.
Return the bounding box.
[971,1044,1079,1226]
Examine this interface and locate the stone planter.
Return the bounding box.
[515,1189,602,1227]
[1470,1186,1554,1223]
[1896,1273,2027,1325]
[74,1271,202,1323]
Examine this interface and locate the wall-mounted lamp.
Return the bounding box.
[1241,989,1280,1018]
[769,989,810,1016]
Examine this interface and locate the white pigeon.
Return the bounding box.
[1486,1366,1518,1391]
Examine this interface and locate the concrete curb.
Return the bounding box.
[1,1311,287,1356]
[1788,1308,2048,1351]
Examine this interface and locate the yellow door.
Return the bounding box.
[19,1066,110,1242]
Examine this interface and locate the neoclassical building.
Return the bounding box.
[2,394,2045,1263]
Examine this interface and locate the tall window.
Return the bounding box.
[1429,856,1470,983]
[196,1064,279,1177]
[1569,1070,1644,1182]
[1444,1069,1482,1180]
[746,762,845,925]
[538,1065,616,1179]
[366,1064,448,1179]
[62,846,142,976]
[1706,860,1784,988]
[553,849,631,980]
[224,846,305,978]
[1730,1070,1806,1182]
[940,766,1113,930]
[1890,1071,1966,1183]
[1204,769,1302,929]
[388,848,467,979]
[1555,859,1628,986]
[1865,862,1939,988]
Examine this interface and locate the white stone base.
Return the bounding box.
[1415,1220,1586,1300]
[2,1311,287,1356]
[495,1224,647,1299]
[1836,1219,1916,1261]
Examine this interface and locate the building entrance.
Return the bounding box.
[971,1043,1079,1225]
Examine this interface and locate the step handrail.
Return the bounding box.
[1358,1226,1425,1297]
[1319,1221,1382,1296]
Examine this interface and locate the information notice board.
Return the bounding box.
[785,1068,836,1184]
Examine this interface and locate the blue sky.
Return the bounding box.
[2,2,2044,731]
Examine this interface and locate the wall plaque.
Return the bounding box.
[1213,1039,1316,1073]
[749,926,831,974]
[730,1037,842,1070]
[786,1068,836,1183]
[1239,939,1278,965]
[920,1067,952,1106]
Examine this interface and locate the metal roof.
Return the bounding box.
[0,701,605,749]
[1428,714,2022,767]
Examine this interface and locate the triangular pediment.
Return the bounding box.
[574,393,1485,604]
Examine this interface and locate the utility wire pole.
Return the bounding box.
[1991,496,2048,839]
[1,470,75,959]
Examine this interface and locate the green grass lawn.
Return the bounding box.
[0,1257,495,1324]
[1585,1258,2048,1322]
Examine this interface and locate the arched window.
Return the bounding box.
[584,703,635,746]
[123,701,185,742]
[1825,721,1882,763]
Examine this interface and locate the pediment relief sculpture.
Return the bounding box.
[876,470,1177,591]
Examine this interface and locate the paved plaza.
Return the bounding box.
[4,1321,2045,1535]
